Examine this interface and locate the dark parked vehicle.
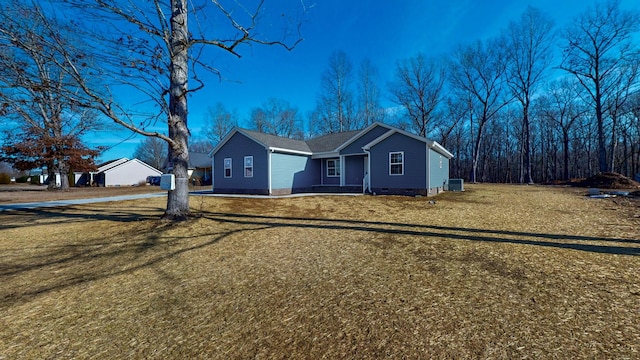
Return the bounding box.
[147,176,161,185]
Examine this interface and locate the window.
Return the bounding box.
[244,156,253,178]
[223,158,232,178]
[389,152,403,175]
[327,159,340,177]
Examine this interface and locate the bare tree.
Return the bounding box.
[503,6,555,184]
[535,78,588,180]
[0,0,101,190]
[249,98,304,139]
[449,39,510,183]
[203,102,238,147]
[132,136,167,170]
[41,0,303,219]
[604,61,640,172]
[560,0,640,173]
[316,50,355,133]
[389,54,445,137]
[357,58,385,127]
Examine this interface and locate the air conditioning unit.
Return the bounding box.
[447,179,464,192]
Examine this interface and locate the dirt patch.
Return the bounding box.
[576,172,640,189]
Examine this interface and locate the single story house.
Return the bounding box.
[188,152,212,185]
[210,122,453,196]
[83,158,162,187]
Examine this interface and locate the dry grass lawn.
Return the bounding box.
[1,184,639,359]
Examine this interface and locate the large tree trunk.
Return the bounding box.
[163,0,190,220]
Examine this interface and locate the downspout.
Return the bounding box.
[364,149,371,194]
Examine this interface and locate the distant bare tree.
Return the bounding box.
[357,58,385,126]
[604,61,640,172]
[560,0,640,173]
[535,78,588,180]
[0,0,101,190]
[132,136,167,170]
[203,102,238,146]
[316,50,355,133]
[48,0,304,219]
[449,39,510,183]
[503,6,555,184]
[389,54,445,138]
[249,98,304,139]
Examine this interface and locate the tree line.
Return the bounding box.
[0,0,638,220]
[197,0,640,185]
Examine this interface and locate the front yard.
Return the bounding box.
[0,184,638,358]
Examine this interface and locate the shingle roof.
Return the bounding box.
[305,130,361,152]
[188,152,212,169]
[240,129,312,153]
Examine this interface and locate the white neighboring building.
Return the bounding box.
[92,158,162,186]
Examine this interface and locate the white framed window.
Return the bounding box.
[327,159,340,177]
[223,158,232,178]
[389,152,404,175]
[244,156,253,178]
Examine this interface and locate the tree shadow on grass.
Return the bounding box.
[0,204,166,230]
[0,224,267,309]
[1,206,637,310]
[199,211,640,256]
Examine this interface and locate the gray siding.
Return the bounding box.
[429,148,449,190]
[344,155,365,186]
[213,132,268,192]
[369,133,427,190]
[271,152,318,192]
[321,158,340,185]
[340,125,389,155]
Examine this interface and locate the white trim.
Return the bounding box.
[389,151,404,176]
[326,158,340,177]
[335,122,395,152]
[97,158,129,173]
[244,155,254,178]
[428,140,454,159]
[269,146,313,156]
[268,151,272,195]
[362,130,396,151]
[223,158,232,178]
[311,151,339,159]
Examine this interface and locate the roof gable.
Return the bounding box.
[211,128,311,156]
[211,123,453,158]
[239,129,311,153]
[97,158,129,172]
[100,158,162,174]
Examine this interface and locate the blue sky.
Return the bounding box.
[91,0,638,161]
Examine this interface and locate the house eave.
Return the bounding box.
[311,151,340,159]
[269,147,313,156]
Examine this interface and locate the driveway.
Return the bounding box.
[0,193,166,211]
